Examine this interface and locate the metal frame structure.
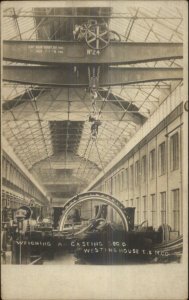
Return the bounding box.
[2,3,183,201]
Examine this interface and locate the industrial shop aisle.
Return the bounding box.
[43,250,76,265]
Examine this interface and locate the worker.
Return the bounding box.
[91,119,101,139]
[73,24,85,41]
[89,113,102,140]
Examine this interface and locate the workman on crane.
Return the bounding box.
[89,113,102,140]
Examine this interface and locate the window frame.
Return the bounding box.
[151,194,156,227]
[130,164,134,188]
[160,192,166,224]
[141,155,147,182]
[143,196,147,221]
[158,141,166,176]
[135,160,140,187]
[172,189,180,232]
[149,149,156,179]
[170,132,179,171]
[136,197,140,224]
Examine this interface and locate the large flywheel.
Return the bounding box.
[58,191,129,233]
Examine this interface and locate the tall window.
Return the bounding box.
[103,182,105,193]
[170,133,179,170]
[7,162,11,181]
[107,180,110,194]
[112,177,116,195]
[118,173,121,192]
[105,181,108,193]
[172,189,180,231]
[2,191,7,208]
[130,165,134,188]
[160,192,166,224]
[2,158,6,178]
[121,171,124,191]
[115,175,118,195]
[143,196,147,221]
[149,149,156,179]
[136,197,140,224]
[135,160,140,186]
[151,194,156,227]
[125,168,128,190]
[141,155,147,182]
[158,142,166,175]
[110,177,113,195]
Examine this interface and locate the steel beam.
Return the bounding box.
[3,14,183,19]
[3,40,183,65]
[3,65,183,87]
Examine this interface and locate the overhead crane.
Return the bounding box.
[4,40,183,65]
[3,17,183,86]
[3,16,183,129]
[3,18,183,134]
[3,65,183,87]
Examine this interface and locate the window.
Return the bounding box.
[149,149,156,179]
[130,165,134,188]
[143,196,147,221]
[125,168,128,190]
[136,197,140,224]
[141,155,147,182]
[170,133,179,170]
[111,178,114,195]
[160,192,166,224]
[114,177,117,195]
[105,181,107,193]
[7,198,10,208]
[2,158,6,178]
[110,177,113,195]
[121,171,124,191]
[151,194,156,227]
[106,181,107,193]
[12,166,15,181]
[125,199,129,207]
[7,162,11,181]
[158,142,166,175]
[172,189,180,231]
[2,191,7,208]
[118,174,121,192]
[115,175,118,194]
[119,172,123,191]
[135,160,140,186]
[108,179,112,194]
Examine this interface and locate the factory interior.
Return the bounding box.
[1,1,187,265]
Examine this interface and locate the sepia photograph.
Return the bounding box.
[1,0,188,299]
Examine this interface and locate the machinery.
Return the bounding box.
[73,19,120,50]
[2,192,183,265]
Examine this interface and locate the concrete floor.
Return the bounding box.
[43,250,76,265]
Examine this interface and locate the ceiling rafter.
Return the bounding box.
[2,4,184,200]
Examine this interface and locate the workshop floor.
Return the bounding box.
[43,250,76,265]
